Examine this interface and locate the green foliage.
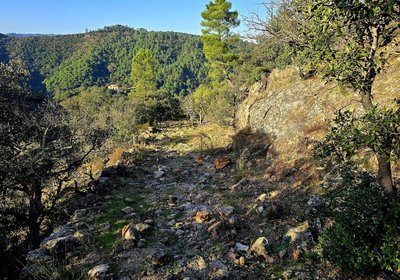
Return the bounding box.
[201,0,240,83]
[315,102,400,173]
[296,0,400,94]
[61,87,139,149]
[320,178,400,274]
[130,48,157,95]
[130,89,182,125]
[1,26,207,98]
[182,84,213,125]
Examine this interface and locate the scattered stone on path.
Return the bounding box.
[71,209,87,222]
[98,223,111,232]
[235,242,249,253]
[121,206,134,215]
[121,224,137,241]
[198,173,211,184]
[149,249,170,266]
[188,255,207,270]
[250,237,272,261]
[195,209,209,223]
[154,170,165,179]
[218,206,234,219]
[40,235,80,257]
[230,178,248,191]
[88,264,113,280]
[26,248,52,264]
[214,156,231,170]
[135,223,151,233]
[195,155,204,164]
[256,193,267,202]
[210,260,229,280]
[265,201,284,219]
[227,252,245,267]
[168,195,178,206]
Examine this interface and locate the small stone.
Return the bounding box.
[40,235,80,257]
[195,209,209,223]
[218,206,234,218]
[256,193,267,202]
[137,239,146,248]
[250,237,272,261]
[279,249,287,259]
[121,206,134,215]
[72,209,87,222]
[135,223,151,233]
[199,173,211,184]
[307,195,321,207]
[175,222,184,229]
[26,248,52,264]
[144,219,154,225]
[125,197,134,203]
[149,249,170,266]
[88,264,112,280]
[235,242,249,253]
[238,256,245,266]
[256,205,265,214]
[210,260,229,279]
[98,223,111,231]
[230,178,248,191]
[214,156,231,170]
[188,256,207,270]
[154,170,165,179]
[207,221,223,234]
[121,224,137,241]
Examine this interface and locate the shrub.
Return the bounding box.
[320,178,400,274]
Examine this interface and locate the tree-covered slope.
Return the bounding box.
[1,25,207,98]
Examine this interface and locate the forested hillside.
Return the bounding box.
[0,25,207,99]
[1,1,399,279]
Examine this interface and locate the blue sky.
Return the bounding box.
[0,0,265,35]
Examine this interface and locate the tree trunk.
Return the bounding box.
[377,153,396,199]
[28,184,43,247]
[359,90,396,199]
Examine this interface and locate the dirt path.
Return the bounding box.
[27,123,322,280]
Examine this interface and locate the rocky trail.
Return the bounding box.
[24,123,328,280]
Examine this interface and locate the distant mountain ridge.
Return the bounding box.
[0,25,207,99]
[6,33,56,38]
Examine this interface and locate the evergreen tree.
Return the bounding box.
[130,48,157,96]
[201,0,240,84]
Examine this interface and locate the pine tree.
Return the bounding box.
[201,0,240,84]
[130,48,157,96]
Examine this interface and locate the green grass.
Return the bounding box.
[94,186,152,252]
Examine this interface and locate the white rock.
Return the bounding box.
[88,264,112,280]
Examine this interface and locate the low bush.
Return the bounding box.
[320,177,400,274]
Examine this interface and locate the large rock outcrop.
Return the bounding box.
[236,56,400,168]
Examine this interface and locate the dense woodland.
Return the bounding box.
[0,25,208,98]
[0,0,399,279]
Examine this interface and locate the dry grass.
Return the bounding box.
[107,147,129,167]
